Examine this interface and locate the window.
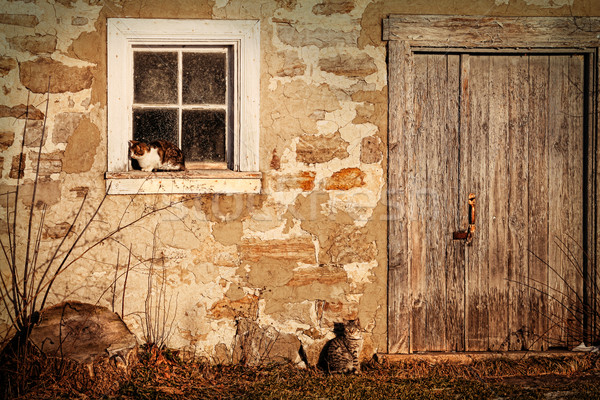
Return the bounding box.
[132,47,232,168]
[106,19,260,194]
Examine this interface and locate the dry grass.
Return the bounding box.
[4,345,600,399]
[0,342,127,399]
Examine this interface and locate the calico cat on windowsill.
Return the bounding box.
[129,140,185,172]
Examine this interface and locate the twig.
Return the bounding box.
[23,78,50,316]
[111,249,120,313]
[122,244,132,319]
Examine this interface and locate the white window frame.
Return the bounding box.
[106,18,260,194]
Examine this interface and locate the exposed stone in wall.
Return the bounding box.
[53,112,84,144]
[276,23,358,48]
[68,23,104,106]
[68,31,102,65]
[71,16,88,26]
[360,135,383,164]
[23,121,45,147]
[312,0,355,15]
[0,13,39,27]
[8,34,57,54]
[69,186,89,198]
[265,50,306,77]
[286,265,347,287]
[353,102,374,124]
[9,154,25,179]
[270,149,280,170]
[267,171,316,191]
[25,121,48,149]
[0,56,17,77]
[209,294,259,320]
[56,0,76,7]
[319,53,377,78]
[352,88,388,138]
[0,131,14,150]
[296,133,349,164]
[113,0,215,18]
[19,58,94,93]
[276,0,297,11]
[62,117,101,173]
[0,104,44,120]
[240,237,316,264]
[523,0,574,8]
[28,150,63,178]
[324,167,365,190]
[43,222,72,240]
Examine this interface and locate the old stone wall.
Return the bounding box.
[1,0,598,365]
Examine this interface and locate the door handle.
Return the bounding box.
[453,193,476,244]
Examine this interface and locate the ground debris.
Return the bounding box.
[7,348,600,399]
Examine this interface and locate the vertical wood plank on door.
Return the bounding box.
[528,56,550,351]
[566,54,585,348]
[507,55,530,351]
[425,54,449,351]
[548,56,570,347]
[488,55,511,351]
[465,55,490,351]
[409,53,429,352]
[459,54,472,350]
[590,50,599,346]
[446,54,465,352]
[387,40,413,354]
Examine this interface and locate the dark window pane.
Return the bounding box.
[182,109,226,162]
[182,52,226,105]
[133,108,178,144]
[134,52,178,104]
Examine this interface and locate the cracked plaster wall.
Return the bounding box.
[0,0,599,365]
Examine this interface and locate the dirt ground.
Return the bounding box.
[3,346,600,399]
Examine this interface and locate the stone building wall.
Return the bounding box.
[1,0,598,365]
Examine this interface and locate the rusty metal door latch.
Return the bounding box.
[453,193,476,245]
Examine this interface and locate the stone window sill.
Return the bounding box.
[105,170,262,194]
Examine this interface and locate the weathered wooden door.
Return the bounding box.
[388,50,590,352]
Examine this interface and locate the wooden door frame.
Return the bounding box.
[385,15,600,354]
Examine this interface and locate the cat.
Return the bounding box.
[129,140,185,172]
[322,319,363,374]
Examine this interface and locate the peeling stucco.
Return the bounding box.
[0,0,598,365]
